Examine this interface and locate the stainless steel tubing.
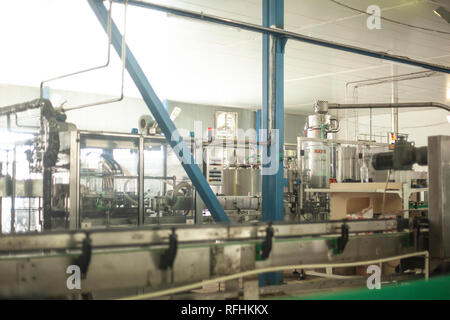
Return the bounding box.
[328,102,450,112]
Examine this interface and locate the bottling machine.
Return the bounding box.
[0,100,196,232]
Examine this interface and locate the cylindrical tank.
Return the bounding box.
[303,142,330,188]
[302,114,334,188]
[222,168,261,196]
[336,145,361,182]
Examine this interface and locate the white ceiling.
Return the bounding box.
[0,0,449,115]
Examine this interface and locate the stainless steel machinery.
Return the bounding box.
[0,100,195,232]
[296,104,340,221]
[201,139,262,223]
[71,131,195,228]
[0,98,446,300]
[302,112,339,188]
[294,102,422,222]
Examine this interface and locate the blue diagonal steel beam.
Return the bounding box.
[87,0,229,222]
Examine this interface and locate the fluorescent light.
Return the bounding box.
[434,7,450,23]
[447,115,450,123]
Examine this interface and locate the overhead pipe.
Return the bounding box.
[5,114,38,135]
[63,0,128,112]
[345,70,438,141]
[40,0,129,113]
[39,0,114,99]
[109,0,450,74]
[391,65,399,140]
[346,70,437,89]
[327,102,450,112]
[0,99,45,117]
[13,114,39,130]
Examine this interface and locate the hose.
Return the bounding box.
[321,123,328,139]
[117,251,429,300]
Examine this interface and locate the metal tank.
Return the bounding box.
[222,167,261,196]
[336,145,360,182]
[302,114,338,188]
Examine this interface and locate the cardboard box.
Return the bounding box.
[330,182,403,220]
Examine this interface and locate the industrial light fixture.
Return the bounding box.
[434,6,450,23]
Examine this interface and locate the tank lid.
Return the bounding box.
[314,100,328,114]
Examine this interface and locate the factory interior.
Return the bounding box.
[0,0,450,301]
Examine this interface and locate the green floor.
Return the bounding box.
[283,275,450,300]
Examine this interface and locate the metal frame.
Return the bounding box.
[0,219,400,251]
[428,136,450,260]
[69,130,176,229]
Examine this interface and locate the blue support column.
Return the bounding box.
[260,0,286,286]
[87,0,229,223]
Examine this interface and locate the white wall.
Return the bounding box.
[0,84,307,143]
[0,84,149,133]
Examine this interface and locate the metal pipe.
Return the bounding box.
[109,0,450,74]
[62,0,128,112]
[138,136,144,226]
[0,99,45,117]
[347,70,437,88]
[28,197,31,232]
[119,250,430,300]
[328,102,450,112]
[298,136,390,147]
[4,113,40,138]
[346,70,438,142]
[268,32,276,136]
[39,0,114,98]
[296,136,303,210]
[14,113,39,130]
[10,146,16,233]
[391,65,399,138]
